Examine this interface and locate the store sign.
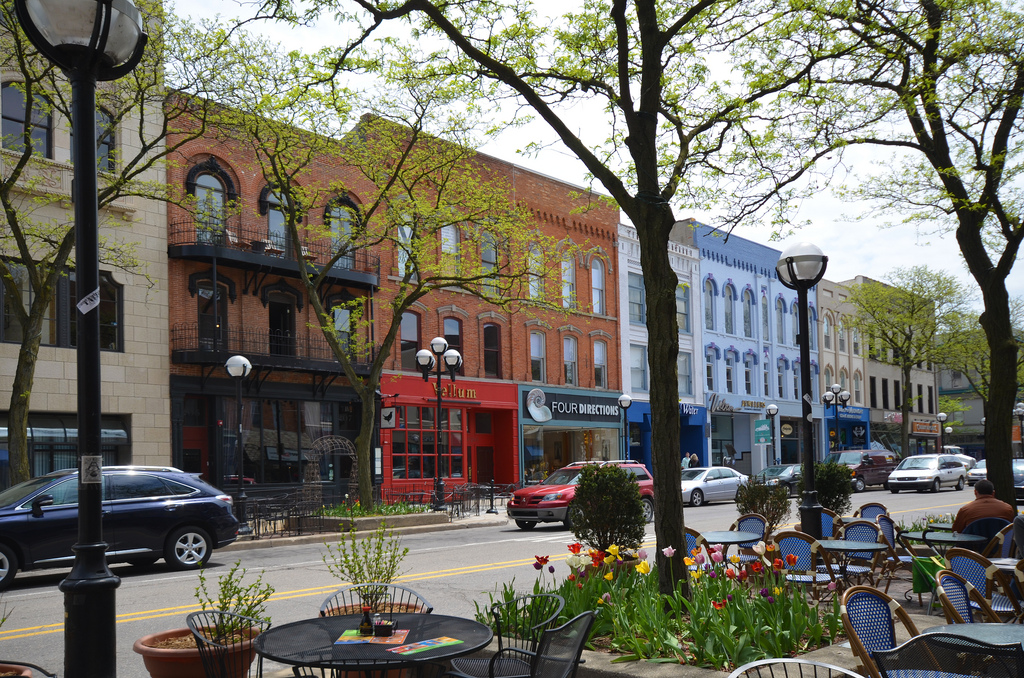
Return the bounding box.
[911,421,940,435]
[522,389,621,423]
[430,382,477,400]
[837,407,867,421]
[753,419,771,444]
[707,393,766,413]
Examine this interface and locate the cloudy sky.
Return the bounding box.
[168,0,1022,306]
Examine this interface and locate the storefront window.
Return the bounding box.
[391,405,464,480]
[521,426,618,480]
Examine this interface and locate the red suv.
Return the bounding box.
[506,460,655,530]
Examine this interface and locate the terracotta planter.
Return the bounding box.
[133,627,258,678]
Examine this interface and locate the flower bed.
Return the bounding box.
[478,541,843,671]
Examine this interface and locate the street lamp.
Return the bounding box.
[618,394,632,460]
[937,412,948,453]
[766,404,779,465]
[777,242,828,539]
[821,383,850,453]
[225,355,252,527]
[12,1,147,676]
[416,337,462,511]
[1014,403,1024,455]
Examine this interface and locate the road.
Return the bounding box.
[0,486,976,677]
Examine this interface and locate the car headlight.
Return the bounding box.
[541,492,563,501]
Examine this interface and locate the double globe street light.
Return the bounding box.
[822,383,851,452]
[416,337,463,511]
[776,242,828,539]
[12,0,147,676]
[937,412,948,453]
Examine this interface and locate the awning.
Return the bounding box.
[0,414,130,445]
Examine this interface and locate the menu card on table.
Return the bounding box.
[335,630,410,645]
[387,637,464,655]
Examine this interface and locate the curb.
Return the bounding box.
[222,515,511,553]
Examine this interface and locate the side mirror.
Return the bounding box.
[31,494,53,518]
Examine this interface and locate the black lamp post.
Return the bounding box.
[937,412,948,453]
[767,403,779,465]
[12,1,146,676]
[776,242,828,539]
[618,394,632,460]
[225,355,251,527]
[416,337,462,511]
[1014,404,1024,456]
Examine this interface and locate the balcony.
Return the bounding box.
[168,217,379,289]
[171,323,374,377]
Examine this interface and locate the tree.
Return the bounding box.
[183,31,576,506]
[0,4,237,484]
[845,267,970,458]
[726,0,1024,504]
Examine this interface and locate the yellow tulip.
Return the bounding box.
[608,545,620,557]
[684,557,695,567]
[774,587,783,596]
[604,571,614,581]
[635,560,651,574]
[604,555,616,565]
[729,555,740,564]
[691,569,702,580]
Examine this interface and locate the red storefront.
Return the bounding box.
[377,374,520,492]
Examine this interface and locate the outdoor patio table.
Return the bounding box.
[923,623,1024,647]
[253,612,493,673]
[926,522,954,531]
[817,539,888,587]
[990,557,1019,573]
[698,530,761,557]
[899,530,986,557]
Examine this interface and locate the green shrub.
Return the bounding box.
[800,461,853,516]
[735,477,791,535]
[569,464,645,552]
[195,560,275,637]
[323,522,409,584]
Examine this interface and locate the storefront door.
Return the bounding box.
[181,396,211,480]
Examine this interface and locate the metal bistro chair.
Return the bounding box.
[821,508,841,540]
[981,522,1015,559]
[853,503,888,523]
[873,633,1024,678]
[447,594,565,678]
[841,586,921,678]
[934,569,1003,624]
[728,658,869,678]
[320,582,434,617]
[772,530,837,600]
[729,513,768,564]
[833,519,885,587]
[876,514,916,595]
[187,610,269,678]
[945,548,1021,621]
[962,517,1011,554]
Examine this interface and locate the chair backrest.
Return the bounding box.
[730,514,768,547]
[963,517,1011,548]
[839,520,882,561]
[946,547,999,599]
[727,658,870,678]
[935,569,1002,624]
[320,583,434,617]
[529,611,597,678]
[186,610,269,678]
[493,594,565,654]
[982,523,1015,558]
[821,508,840,539]
[853,503,887,522]
[685,527,703,557]
[772,530,831,578]
[841,586,920,678]
[873,632,1024,678]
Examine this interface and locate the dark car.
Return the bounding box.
[824,450,899,492]
[0,466,239,590]
[1011,460,1024,501]
[754,464,802,496]
[506,460,655,530]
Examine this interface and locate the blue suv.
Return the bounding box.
[0,466,239,589]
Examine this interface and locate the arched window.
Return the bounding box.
[824,367,833,391]
[2,83,52,158]
[743,289,753,338]
[677,284,691,334]
[440,224,460,276]
[837,320,846,352]
[725,354,735,393]
[483,323,501,378]
[326,198,357,268]
[530,331,546,381]
[593,339,608,388]
[763,360,772,397]
[724,285,735,334]
[266,190,287,256]
[330,303,351,351]
[823,314,832,349]
[793,362,800,400]
[839,369,848,390]
[791,304,799,345]
[400,311,420,370]
[704,280,715,331]
[481,233,498,295]
[761,295,770,340]
[705,351,715,391]
[777,360,787,399]
[561,256,576,308]
[195,173,226,239]
[852,328,861,355]
[591,259,606,314]
[853,372,862,403]
[776,298,785,343]
[563,336,578,385]
[528,245,543,299]
[444,317,463,375]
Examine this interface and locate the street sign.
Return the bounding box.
[754,418,771,444]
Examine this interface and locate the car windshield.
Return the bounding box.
[1014,460,1024,473]
[824,452,863,465]
[680,469,705,481]
[0,476,58,507]
[760,466,791,478]
[974,460,987,470]
[897,457,937,470]
[541,469,582,486]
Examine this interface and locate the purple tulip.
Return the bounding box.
[548,565,555,573]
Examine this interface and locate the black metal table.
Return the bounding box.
[900,530,987,557]
[254,613,493,673]
[698,530,761,557]
[817,539,889,586]
[923,623,1024,646]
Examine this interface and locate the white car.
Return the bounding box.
[952,453,977,470]
[967,460,987,486]
[680,466,748,507]
[887,454,967,493]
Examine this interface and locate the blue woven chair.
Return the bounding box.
[962,517,1011,553]
[853,503,888,523]
[873,632,1024,678]
[831,519,884,586]
[946,548,1021,621]
[981,523,1015,559]
[935,569,1002,624]
[772,530,836,599]
[876,515,915,595]
[821,508,840,539]
[729,514,768,564]
[841,586,920,678]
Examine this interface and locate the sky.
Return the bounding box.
[167,0,1023,305]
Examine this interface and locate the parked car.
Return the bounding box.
[824,450,900,492]
[680,466,748,507]
[0,466,239,590]
[967,459,987,486]
[754,464,802,496]
[506,460,655,530]
[1012,460,1024,501]
[950,454,977,470]
[886,454,967,493]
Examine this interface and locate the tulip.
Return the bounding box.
[711,551,724,563]
[725,568,736,579]
[827,581,838,591]
[604,571,614,581]
[729,554,740,564]
[785,554,798,567]
[662,546,676,558]
[753,541,766,555]
[568,543,583,554]
[608,545,620,557]
[636,560,651,574]
[638,549,648,561]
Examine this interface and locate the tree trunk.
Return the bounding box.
[900,363,912,458]
[976,280,1018,507]
[355,385,377,508]
[7,318,45,485]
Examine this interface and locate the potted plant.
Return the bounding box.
[133,561,274,678]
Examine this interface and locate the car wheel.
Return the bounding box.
[0,543,18,590]
[956,477,965,490]
[641,497,655,523]
[890,488,900,494]
[563,505,575,531]
[164,526,212,570]
[690,490,705,507]
[127,557,159,568]
[853,476,866,493]
[514,520,536,530]
[931,479,941,493]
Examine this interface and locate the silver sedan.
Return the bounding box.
[680,466,748,507]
